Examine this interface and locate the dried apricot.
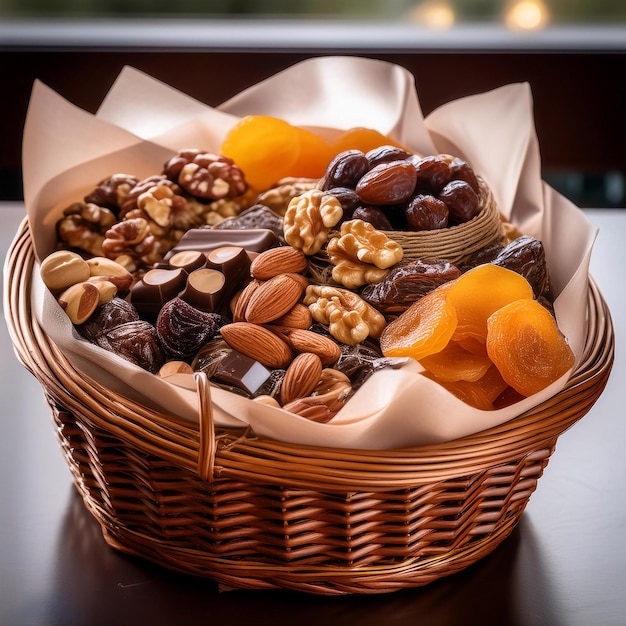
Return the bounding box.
[447,264,534,345]
[419,340,493,383]
[289,126,334,179]
[379,282,457,360]
[221,115,301,190]
[424,364,509,411]
[486,298,575,397]
[330,127,409,155]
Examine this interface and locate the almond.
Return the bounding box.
[280,352,323,405]
[220,322,293,368]
[250,246,308,280]
[245,274,305,324]
[273,303,313,329]
[271,327,341,365]
[231,279,261,321]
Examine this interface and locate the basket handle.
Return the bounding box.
[195,371,216,483]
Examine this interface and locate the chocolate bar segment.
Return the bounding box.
[212,349,272,396]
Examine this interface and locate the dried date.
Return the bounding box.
[321,150,369,190]
[361,259,461,314]
[449,157,480,194]
[95,320,165,373]
[438,180,480,223]
[492,235,552,300]
[412,155,454,193]
[77,297,140,342]
[156,297,220,360]
[351,205,393,230]
[405,194,449,230]
[356,160,417,205]
[365,145,412,168]
[323,187,361,217]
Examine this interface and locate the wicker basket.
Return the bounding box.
[4,218,614,595]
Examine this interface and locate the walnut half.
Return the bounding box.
[283,189,343,255]
[326,219,404,289]
[304,284,386,345]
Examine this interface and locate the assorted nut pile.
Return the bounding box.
[40,134,573,419]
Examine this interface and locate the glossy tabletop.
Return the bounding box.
[1,203,624,626]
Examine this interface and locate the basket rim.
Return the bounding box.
[3,218,615,491]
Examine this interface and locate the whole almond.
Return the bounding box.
[245,274,305,324]
[280,352,323,405]
[232,279,261,321]
[250,246,308,280]
[272,327,341,365]
[220,322,293,368]
[57,281,100,324]
[273,303,312,329]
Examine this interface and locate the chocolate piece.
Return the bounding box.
[95,319,165,373]
[167,249,207,273]
[179,268,226,312]
[130,267,187,314]
[77,297,139,342]
[214,204,285,242]
[156,297,220,360]
[205,245,251,285]
[167,227,279,258]
[212,349,273,396]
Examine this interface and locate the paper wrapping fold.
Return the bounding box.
[22,56,598,449]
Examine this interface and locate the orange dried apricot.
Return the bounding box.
[221,117,411,191]
[221,115,301,190]
[487,300,575,396]
[379,282,457,360]
[289,126,334,179]
[419,340,493,383]
[486,298,575,397]
[447,264,534,345]
[330,127,409,155]
[424,364,509,411]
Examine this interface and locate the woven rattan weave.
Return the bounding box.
[4,219,614,595]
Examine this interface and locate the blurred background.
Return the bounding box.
[1,0,624,207]
[2,0,625,26]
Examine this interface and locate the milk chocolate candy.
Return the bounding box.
[179,268,226,312]
[205,246,250,283]
[166,228,279,258]
[130,267,188,314]
[167,249,207,273]
[212,349,272,396]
